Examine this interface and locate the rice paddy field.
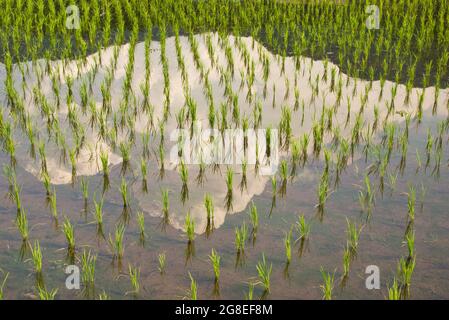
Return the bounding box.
[0,0,449,301]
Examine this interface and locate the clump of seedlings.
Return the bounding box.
[320,268,335,300]
[127,264,140,296]
[256,254,272,296]
[62,217,76,259]
[179,161,189,204]
[224,167,234,212]
[81,249,97,289]
[109,224,125,263]
[185,212,195,262]
[204,194,214,236]
[137,211,146,244]
[209,248,221,284]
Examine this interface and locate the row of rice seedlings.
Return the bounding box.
[109,224,125,262]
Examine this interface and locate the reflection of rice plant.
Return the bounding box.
[119,178,129,208]
[80,178,89,201]
[209,249,221,282]
[137,211,146,241]
[140,158,148,193]
[256,254,272,293]
[320,268,335,300]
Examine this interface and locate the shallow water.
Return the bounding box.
[0,33,448,299]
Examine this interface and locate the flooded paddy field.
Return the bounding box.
[0,0,449,300]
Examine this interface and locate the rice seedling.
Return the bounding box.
[119,178,129,208]
[49,189,58,219]
[188,272,197,300]
[224,167,234,212]
[346,218,362,254]
[295,214,311,243]
[36,285,57,300]
[284,229,292,264]
[93,197,104,231]
[16,209,29,242]
[320,268,335,300]
[81,249,96,287]
[0,271,8,300]
[98,291,110,300]
[278,160,288,197]
[204,194,214,234]
[158,253,166,274]
[244,282,255,300]
[161,189,170,225]
[235,223,248,254]
[342,247,351,278]
[407,185,416,222]
[128,264,140,295]
[256,254,272,293]
[249,202,258,236]
[109,224,125,261]
[137,211,146,242]
[388,278,401,300]
[184,212,195,243]
[62,217,76,258]
[209,249,221,282]
[179,161,189,204]
[30,240,42,274]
